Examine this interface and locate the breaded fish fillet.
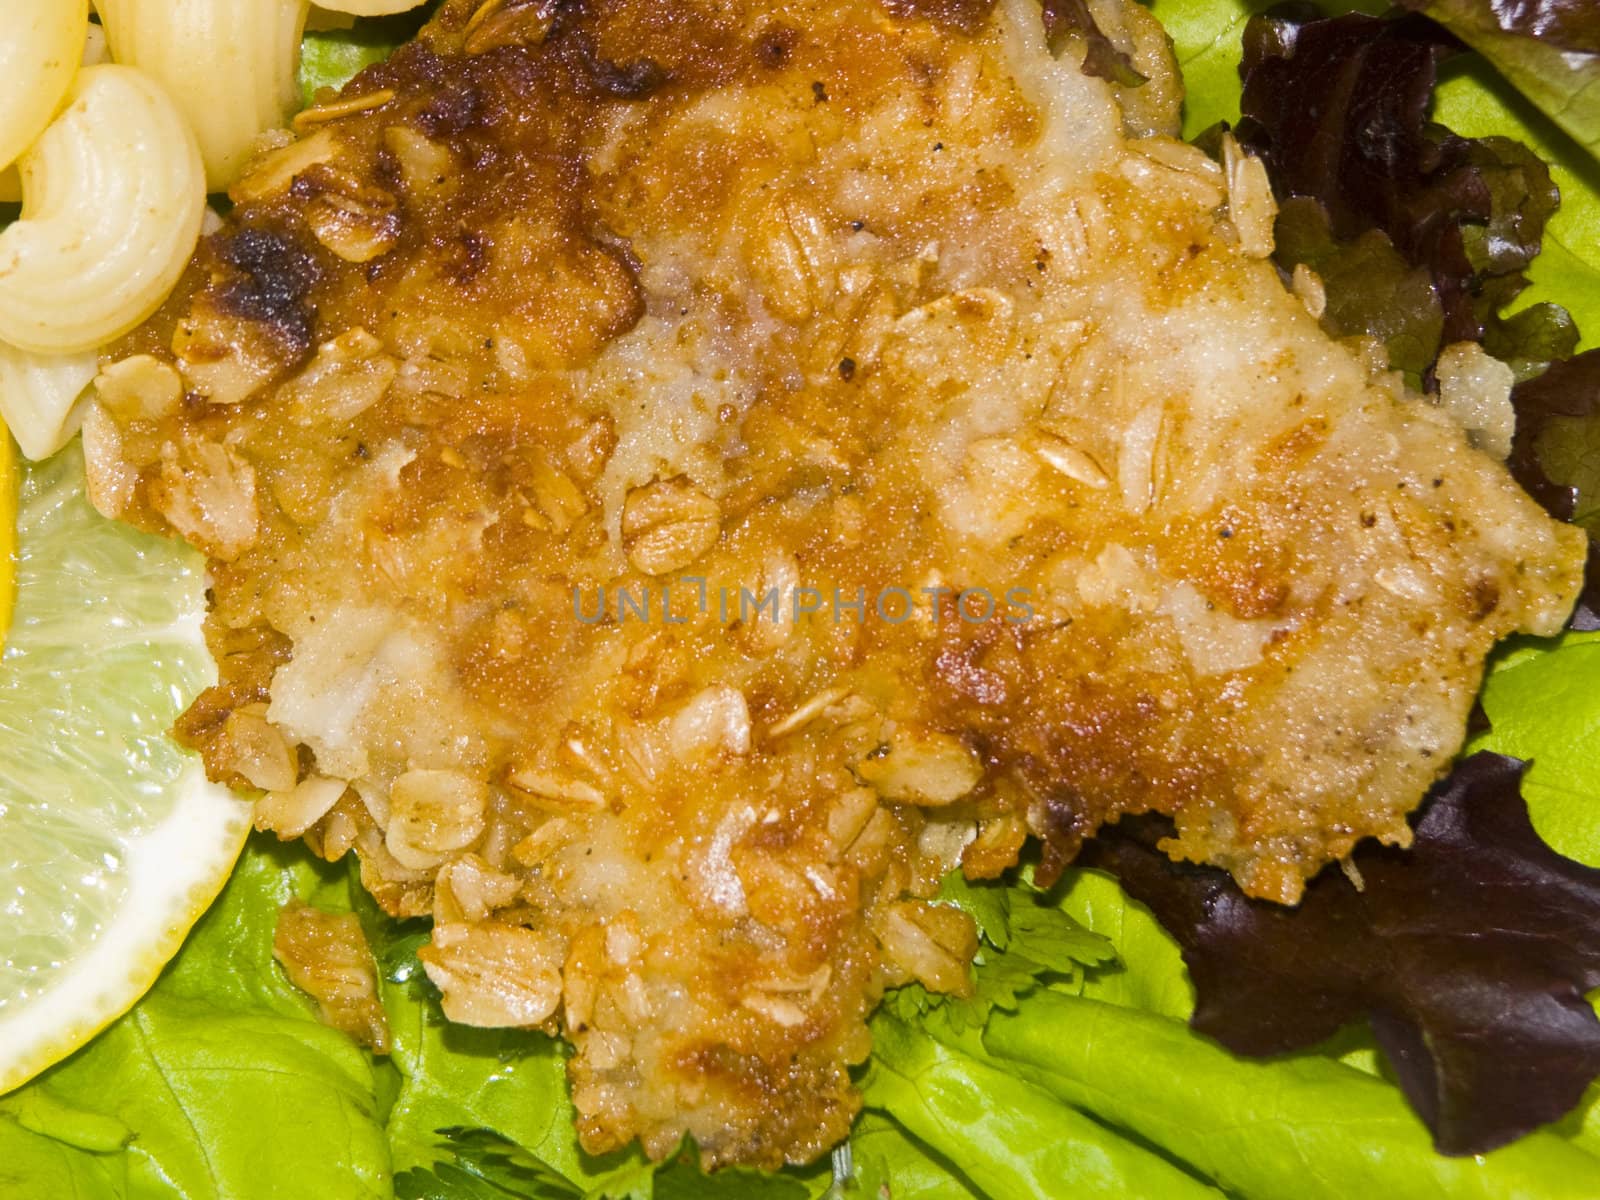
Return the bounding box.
[85,0,1583,1166]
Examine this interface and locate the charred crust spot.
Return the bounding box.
[442,226,490,284]
[573,33,669,98]
[811,80,828,103]
[373,155,403,202]
[756,24,799,69]
[542,0,586,44]
[594,57,669,97]
[213,227,322,354]
[416,77,488,138]
[1471,578,1500,621]
[838,357,856,381]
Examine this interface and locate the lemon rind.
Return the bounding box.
[0,763,249,1095]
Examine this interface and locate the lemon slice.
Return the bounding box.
[0,438,249,1093]
[0,409,13,640]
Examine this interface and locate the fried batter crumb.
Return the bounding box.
[89,0,1582,1167]
[273,901,391,1054]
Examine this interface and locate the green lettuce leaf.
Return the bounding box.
[1051,868,1194,1019]
[863,1014,1223,1200]
[1475,632,1600,865]
[354,869,849,1199]
[364,910,594,1183]
[1077,756,1600,1157]
[0,841,394,1199]
[391,1127,813,1200]
[1147,0,1384,138]
[985,992,1600,1200]
[1432,56,1600,349]
[13,6,1600,1198]
[1149,0,1600,349]
[844,1111,981,1200]
[299,11,433,106]
[0,831,969,1199]
[1406,0,1600,162]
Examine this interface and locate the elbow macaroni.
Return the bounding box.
[0,65,206,356]
[0,0,89,172]
[95,0,310,191]
[0,341,97,461]
[0,19,105,204]
[81,20,108,66]
[0,2,415,457]
[0,1,415,459]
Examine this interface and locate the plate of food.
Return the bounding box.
[0,0,1598,1195]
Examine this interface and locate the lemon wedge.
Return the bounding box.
[0,413,13,642]
[0,438,249,1093]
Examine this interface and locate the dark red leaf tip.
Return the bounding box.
[1083,753,1600,1155]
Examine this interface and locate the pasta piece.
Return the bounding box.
[82,21,108,67]
[95,0,309,191]
[0,340,97,461]
[315,0,426,14]
[0,0,89,172]
[0,20,104,204]
[0,65,205,356]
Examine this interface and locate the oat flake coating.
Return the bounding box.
[86,0,1584,1167]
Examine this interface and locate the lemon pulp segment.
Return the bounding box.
[0,442,248,1093]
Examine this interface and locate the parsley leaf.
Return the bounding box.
[394,1129,581,1200]
[887,875,1116,1031]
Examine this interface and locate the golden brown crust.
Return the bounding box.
[87,0,1582,1166]
[273,901,392,1053]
